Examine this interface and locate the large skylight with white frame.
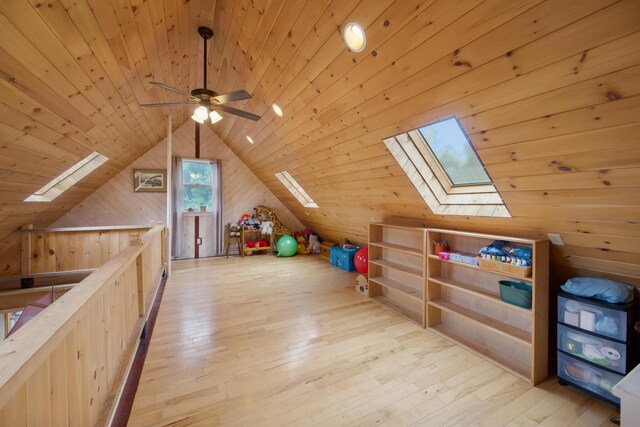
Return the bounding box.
[384,117,509,217]
[25,152,109,202]
[418,117,491,186]
[274,171,318,208]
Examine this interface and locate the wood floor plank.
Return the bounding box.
[129,255,618,426]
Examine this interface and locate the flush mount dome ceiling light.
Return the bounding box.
[343,22,366,52]
[272,103,284,117]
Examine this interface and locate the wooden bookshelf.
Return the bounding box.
[365,223,549,385]
[426,228,549,385]
[368,223,427,327]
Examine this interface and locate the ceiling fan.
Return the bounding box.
[140,26,260,123]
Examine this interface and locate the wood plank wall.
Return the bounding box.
[195,0,640,289]
[0,1,638,291]
[52,120,304,233]
[0,227,148,279]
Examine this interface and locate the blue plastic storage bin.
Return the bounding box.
[329,246,358,272]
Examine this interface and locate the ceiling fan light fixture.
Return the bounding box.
[193,105,209,122]
[272,103,284,117]
[209,110,223,124]
[343,22,366,52]
[246,135,254,144]
[191,113,206,124]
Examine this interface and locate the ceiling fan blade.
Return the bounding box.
[212,90,252,104]
[217,105,261,121]
[150,81,195,99]
[140,102,190,107]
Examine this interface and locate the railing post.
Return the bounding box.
[136,254,145,318]
[20,224,33,276]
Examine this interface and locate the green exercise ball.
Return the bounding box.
[276,235,297,257]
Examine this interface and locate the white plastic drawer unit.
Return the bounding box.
[558,352,623,405]
[558,295,627,341]
[557,323,627,374]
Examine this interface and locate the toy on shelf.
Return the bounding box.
[229,222,240,237]
[296,236,311,254]
[254,205,292,248]
[307,233,320,254]
[433,240,449,255]
[260,221,273,235]
[476,239,533,277]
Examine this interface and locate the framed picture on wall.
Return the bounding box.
[134,169,167,193]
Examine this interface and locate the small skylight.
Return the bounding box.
[274,171,318,208]
[25,152,109,202]
[418,118,491,186]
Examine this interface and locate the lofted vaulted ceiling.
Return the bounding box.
[1,0,639,282]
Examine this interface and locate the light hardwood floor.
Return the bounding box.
[129,255,618,426]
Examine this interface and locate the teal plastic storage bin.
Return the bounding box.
[499,280,532,309]
[329,246,358,272]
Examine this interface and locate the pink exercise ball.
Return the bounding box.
[354,247,368,274]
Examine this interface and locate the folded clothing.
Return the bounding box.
[561,277,635,303]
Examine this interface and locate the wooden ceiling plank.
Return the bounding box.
[256,30,640,175]
[474,95,640,153]
[0,46,94,133]
[242,0,450,151]
[0,12,109,130]
[478,120,640,165]
[67,0,166,142]
[107,0,174,123]
[223,0,369,148]
[241,0,309,95]
[252,0,626,166]
[487,147,640,179]
[243,0,532,160]
[463,66,640,137]
[495,168,640,192]
[202,0,230,89]
[310,3,631,146]
[22,0,155,148]
[501,187,640,208]
[211,0,250,93]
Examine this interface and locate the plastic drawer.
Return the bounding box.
[558,352,622,404]
[558,295,626,341]
[557,324,627,374]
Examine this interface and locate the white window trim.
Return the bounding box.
[25,152,108,202]
[384,131,510,218]
[275,171,318,208]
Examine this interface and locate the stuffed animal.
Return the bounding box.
[296,235,311,254]
[307,233,320,253]
[229,222,240,237]
[257,239,270,248]
[260,221,274,235]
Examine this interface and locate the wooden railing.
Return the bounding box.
[0,223,166,426]
[20,225,152,276]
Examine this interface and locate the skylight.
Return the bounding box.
[418,117,491,186]
[25,152,109,202]
[274,171,318,208]
[384,118,509,217]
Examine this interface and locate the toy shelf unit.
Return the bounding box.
[425,228,549,385]
[368,223,428,327]
[557,291,639,407]
[241,225,272,256]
